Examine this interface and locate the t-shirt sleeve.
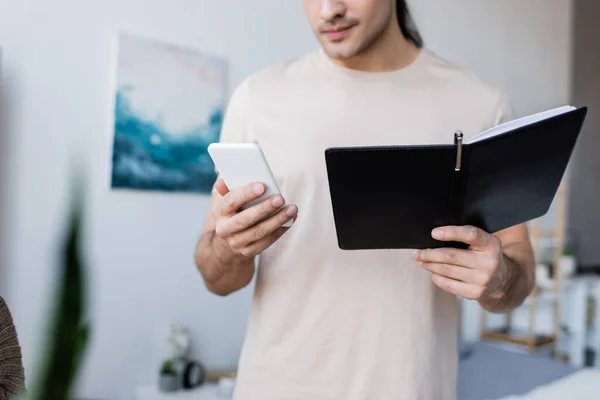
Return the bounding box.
[492,88,515,125]
[211,79,251,193]
[218,79,251,144]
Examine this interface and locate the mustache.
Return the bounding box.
[318,18,359,33]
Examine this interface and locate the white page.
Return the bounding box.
[466,105,576,144]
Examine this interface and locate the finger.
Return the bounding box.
[214,179,229,197]
[220,182,266,215]
[421,263,487,285]
[431,225,492,248]
[430,274,485,300]
[225,195,287,233]
[242,227,289,257]
[413,247,476,268]
[228,205,297,248]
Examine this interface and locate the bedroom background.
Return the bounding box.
[0,0,599,399]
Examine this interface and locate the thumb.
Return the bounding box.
[214,178,229,197]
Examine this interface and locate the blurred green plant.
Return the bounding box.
[563,248,575,257]
[16,176,90,400]
[160,360,177,376]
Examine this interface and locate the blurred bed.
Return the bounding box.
[458,342,600,400]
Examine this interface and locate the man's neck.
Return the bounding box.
[333,24,420,73]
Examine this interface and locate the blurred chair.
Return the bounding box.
[0,296,25,400]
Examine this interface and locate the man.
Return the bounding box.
[195,1,536,399]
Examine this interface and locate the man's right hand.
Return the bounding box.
[212,179,298,258]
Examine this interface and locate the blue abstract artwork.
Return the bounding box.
[110,33,227,194]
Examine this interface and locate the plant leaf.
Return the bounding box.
[26,172,89,400]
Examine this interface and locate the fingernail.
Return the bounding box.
[412,250,420,260]
[271,196,284,207]
[286,205,297,217]
[253,183,264,195]
[432,228,444,239]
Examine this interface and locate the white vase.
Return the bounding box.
[536,263,550,282]
[559,255,576,277]
[159,374,179,392]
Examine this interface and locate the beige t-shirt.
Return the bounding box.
[217,48,513,400]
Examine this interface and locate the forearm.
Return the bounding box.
[195,230,256,296]
[479,242,535,313]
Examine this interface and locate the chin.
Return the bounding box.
[322,42,361,61]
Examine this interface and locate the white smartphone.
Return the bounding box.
[207,142,293,228]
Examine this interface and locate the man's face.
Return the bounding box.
[302,0,395,60]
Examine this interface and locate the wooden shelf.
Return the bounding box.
[481,329,556,349]
[536,281,558,292]
[529,230,561,239]
[204,369,237,383]
[479,178,567,358]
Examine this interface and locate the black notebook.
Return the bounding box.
[325,105,588,250]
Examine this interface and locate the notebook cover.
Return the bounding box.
[461,106,588,233]
[325,106,587,250]
[325,145,460,250]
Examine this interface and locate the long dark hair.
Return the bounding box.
[397,0,423,48]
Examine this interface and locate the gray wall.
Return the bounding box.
[568,0,600,268]
[0,49,10,294]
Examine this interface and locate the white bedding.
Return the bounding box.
[494,368,600,400]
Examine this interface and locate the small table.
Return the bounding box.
[135,383,231,400]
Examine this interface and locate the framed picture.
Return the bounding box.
[110,32,227,194]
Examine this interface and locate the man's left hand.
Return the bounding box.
[413,225,510,301]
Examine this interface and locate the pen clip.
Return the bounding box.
[454,130,463,171]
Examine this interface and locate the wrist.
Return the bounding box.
[479,254,517,312]
[206,232,255,286]
[211,232,249,264]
